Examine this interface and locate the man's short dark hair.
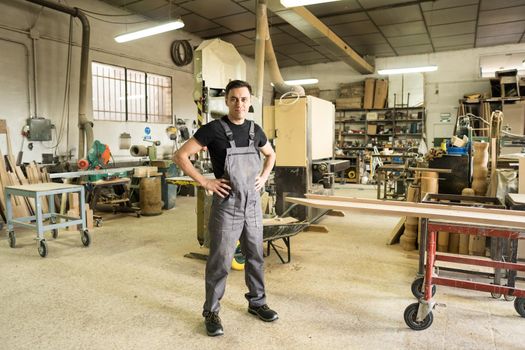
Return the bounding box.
[225,80,252,97]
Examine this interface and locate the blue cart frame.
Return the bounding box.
[5,183,90,257]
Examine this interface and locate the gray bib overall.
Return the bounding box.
[203,119,266,313]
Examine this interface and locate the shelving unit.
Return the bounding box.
[335,107,425,182]
[335,107,425,152]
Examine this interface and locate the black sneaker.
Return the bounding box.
[248,304,279,322]
[203,311,224,336]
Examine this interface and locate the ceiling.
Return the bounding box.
[99,0,525,68]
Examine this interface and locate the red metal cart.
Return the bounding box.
[404,220,525,330]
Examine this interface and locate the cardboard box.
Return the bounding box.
[336,97,362,109]
[366,112,378,121]
[373,79,388,108]
[339,82,364,97]
[367,124,377,135]
[364,78,375,109]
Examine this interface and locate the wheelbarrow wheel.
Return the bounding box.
[38,240,48,258]
[8,231,16,248]
[81,230,91,247]
[514,298,525,317]
[411,277,436,299]
[404,302,433,331]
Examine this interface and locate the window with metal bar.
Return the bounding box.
[91,62,172,124]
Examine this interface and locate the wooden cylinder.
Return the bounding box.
[437,231,449,252]
[459,188,474,255]
[420,171,439,199]
[448,233,460,253]
[469,236,486,256]
[471,142,489,196]
[139,176,163,216]
[400,184,418,251]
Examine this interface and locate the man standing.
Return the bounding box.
[173,80,278,337]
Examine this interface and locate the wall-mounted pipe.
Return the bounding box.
[25,0,93,159]
[0,37,32,118]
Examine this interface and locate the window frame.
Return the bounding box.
[92,61,173,124]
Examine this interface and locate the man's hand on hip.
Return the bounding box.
[204,179,231,197]
[254,174,268,192]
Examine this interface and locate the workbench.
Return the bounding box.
[5,183,90,257]
[405,220,525,330]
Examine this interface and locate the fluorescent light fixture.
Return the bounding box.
[284,78,319,85]
[280,0,341,8]
[115,19,184,43]
[377,65,438,75]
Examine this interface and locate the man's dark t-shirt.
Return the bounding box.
[194,116,268,179]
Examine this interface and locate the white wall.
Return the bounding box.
[282,43,525,145]
[0,0,273,164]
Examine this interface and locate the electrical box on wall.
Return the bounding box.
[27,118,53,141]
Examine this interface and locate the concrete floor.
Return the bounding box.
[0,184,524,350]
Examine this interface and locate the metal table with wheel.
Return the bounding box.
[5,183,91,257]
[404,220,525,330]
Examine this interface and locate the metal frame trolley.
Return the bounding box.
[5,183,90,257]
[404,220,525,330]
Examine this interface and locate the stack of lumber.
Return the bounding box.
[0,119,51,221]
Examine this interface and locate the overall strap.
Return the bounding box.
[219,119,236,148]
[248,121,255,146]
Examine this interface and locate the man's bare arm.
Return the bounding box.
[172,137,231,197]
[255,141,276,191]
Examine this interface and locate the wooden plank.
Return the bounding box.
[85,203,94,230]
[387,216,406,245]
[0,119,6,134]
[304,224,329,233]
[5,126,15,166]
[262,216,299,226]
[286,196,525,229]
[306,194,516,217]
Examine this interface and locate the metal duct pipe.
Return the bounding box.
[255,0,304,97]
[26,0,93,159]
[254,0,268,99]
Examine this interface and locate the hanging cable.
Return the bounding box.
[83,13,147,25]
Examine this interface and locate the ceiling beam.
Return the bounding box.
[267,0,374,74]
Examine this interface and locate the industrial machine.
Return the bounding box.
[77,140,111,171]
[264,95,350,221]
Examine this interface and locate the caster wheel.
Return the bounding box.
[411,277,437,299]
[136,211,141,218]
[514,298,525,317]
[50,217,57,224]
[81,230,91,247]
[504,294,516,302]
[38,240,48,258]
[491,292,502,299]
[95,219,102,227]
[8,231,16,248]
[52,229,59,239]
[404,302,433,331]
